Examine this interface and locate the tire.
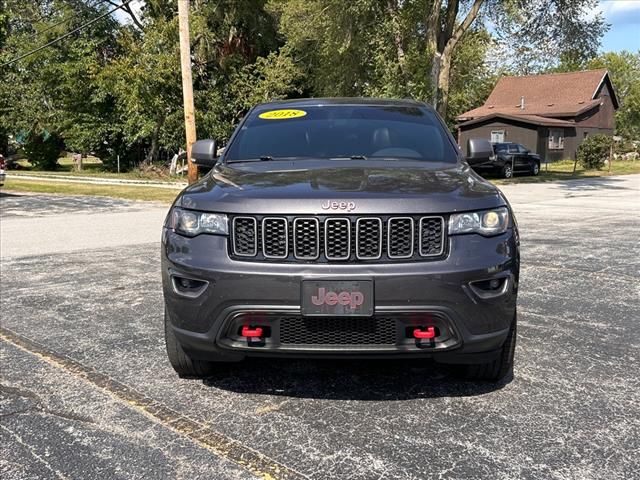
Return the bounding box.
[502,164,513,179]
[531,162,540,176]
[164,309,215,378]
[458,313,517,382]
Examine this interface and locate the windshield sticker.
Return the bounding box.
[259,109,307,120]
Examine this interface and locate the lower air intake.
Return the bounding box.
[278,316,397,345]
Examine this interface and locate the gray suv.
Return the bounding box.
[162,98,519,382]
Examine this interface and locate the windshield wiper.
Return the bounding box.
[229,156,318,163]
[331,155,368,160]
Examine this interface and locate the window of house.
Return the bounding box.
[491,130,505,143]
[549,129,564,150]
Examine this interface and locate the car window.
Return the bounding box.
[225,105,458,163]
[494,144,508,153]
[507,144,518,153]
[517,145,528,153]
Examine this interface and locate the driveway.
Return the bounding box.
[1,175,639,479]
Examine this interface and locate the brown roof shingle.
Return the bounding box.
[458,113,576,128]
[457,69,611,120]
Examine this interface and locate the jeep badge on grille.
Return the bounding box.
[321,200,356,212]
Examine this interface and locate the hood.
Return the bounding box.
[178,159,505,215]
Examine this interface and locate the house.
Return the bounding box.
[457,69,618,162]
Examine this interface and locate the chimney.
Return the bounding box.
[520,96,525,110]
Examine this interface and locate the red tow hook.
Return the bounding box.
[241,326,263,338]
[413,326,436,340]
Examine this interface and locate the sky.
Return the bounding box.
[113,0,639,53]
[597,0,640,52]
[112,0,144,24]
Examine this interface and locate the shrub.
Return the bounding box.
[21,132,63,170]
[577,134,613,170]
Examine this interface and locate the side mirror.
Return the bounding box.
[466,138,493,164]
[191,139,218,167]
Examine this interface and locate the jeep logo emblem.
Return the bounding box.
[321,200,356,212]
[311,287,364,310]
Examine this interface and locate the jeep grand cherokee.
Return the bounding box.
[162,98,519,382]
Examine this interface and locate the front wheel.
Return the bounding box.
[502,164,513,179]
[531,162,540,176]
[164,309,215,378]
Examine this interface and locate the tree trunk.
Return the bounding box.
[425,0,443,106]
[430,52,442,109]
[433,0,484,118]
[436,50,452,119]
[144,115,165,165]
[387,0,407,88]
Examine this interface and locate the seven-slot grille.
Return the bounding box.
[231,215,445,262]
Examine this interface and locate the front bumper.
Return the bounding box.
[161,227,519,363]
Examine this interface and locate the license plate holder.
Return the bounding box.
[301,280,373,317]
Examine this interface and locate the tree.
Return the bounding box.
[100,0,301,162]
[0,0,122,162]
[22,131,64,170]
[272,0,608,121]
[269,0,383,97]
[491,0,608,75]
[1,0,302,168]
[587,51,640,140]
[426,0,484,118]
[270,0,493,106]
[99,17,181,165]
[0,0,614,168]
[428,0,608,118]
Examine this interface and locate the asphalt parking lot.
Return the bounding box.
[1,175,639,480]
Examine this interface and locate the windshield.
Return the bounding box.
[224,105,458,163]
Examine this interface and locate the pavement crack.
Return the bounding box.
[0,328,308,480]
[0,407,37,418]
[1,383,96,425]
[0,383,42,402]
[0,424,71,480]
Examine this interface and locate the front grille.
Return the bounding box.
[420,217,444,256]
[325,218,350,260]
[230,215,446,263]
[279,316,397,345]
[356,218,382,259]
[388,217,414,258]
[262,218,288,258]
[293,218,320,259]
[232,217,257,256]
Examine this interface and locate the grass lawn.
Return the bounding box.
[491,160,640,185]
[3,177,179,203]
[13,156,186,182]
[10,169,187,182]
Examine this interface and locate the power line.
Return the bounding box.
[28,0,109,39]
[1,0,133,68]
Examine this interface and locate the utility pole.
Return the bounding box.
[178,0,198,184]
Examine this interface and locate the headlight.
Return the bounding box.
[170,208,228,237]
[449,207,509,236]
